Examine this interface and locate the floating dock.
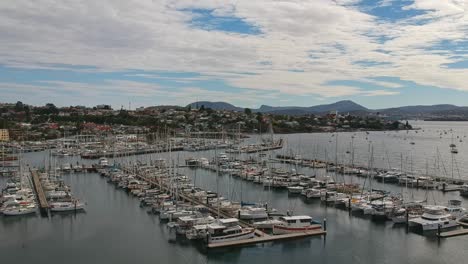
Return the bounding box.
[30,170,49,214]
[80,146,184,159]
[207,227,326,249]
[437,228,468,238]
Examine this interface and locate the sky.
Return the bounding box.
[0,0,467,109]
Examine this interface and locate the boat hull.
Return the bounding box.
[272,225,321,235]
[208,229,255,244]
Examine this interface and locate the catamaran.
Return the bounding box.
[409,205,459,231]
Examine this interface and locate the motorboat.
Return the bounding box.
[3,204,36,216]
[305,188,323,199]
[287,186,304,195]
[252,219,284,229]
[272,215,321,235]
[460,185,468,197]
[98,157,109,167]
[50,201,85,212]
[238,206,268,221]
[206,218,255,244]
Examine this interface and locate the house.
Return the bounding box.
[0,129,9,141]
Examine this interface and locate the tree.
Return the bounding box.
[244,108,252,115]
[45,103,59,115]
[15,101,24,112]
[199,105,205,112]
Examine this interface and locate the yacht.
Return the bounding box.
[445,200,466,218]
[272,215,321,235]
[50,201,85,212]
[252,218,284,229]
[287,186,304,195]
[460,185,468,197]
[206,218,255,244]
[174,215,215,235]
[3,204,36,216]
[238,206,268,221]
[409,206,458,231]
[98,157,109,167]
[305,188,323,199]
[186,224,209,240]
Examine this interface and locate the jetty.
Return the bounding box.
[437,228,468,238]
[30,169,49,214]
[207,227,326,249]
[81,146,184,159]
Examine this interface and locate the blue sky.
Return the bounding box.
[0,1,467,109]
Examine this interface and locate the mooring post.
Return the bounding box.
[406,210,409,233]
[438,224,441,240]
[323,218,327,232]
[348,198,351,214]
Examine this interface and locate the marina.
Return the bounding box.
[2,121,468,264]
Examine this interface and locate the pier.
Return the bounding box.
[275,154,468,185]
[80,146,185,159]
[30,169,49,214]
[437,228,468,238]
[207,227,326,249]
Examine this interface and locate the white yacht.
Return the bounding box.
[238,206,268,220]
[272,215,321,235]
[174,215,215,235]
[3,204,36,216]
[252,219,284,229]
[287,186,304,195]
[98,157,109,167]
[305,188,323,199]
[207,218,255,244]
[50,201,85,212]
[409,206,458,231]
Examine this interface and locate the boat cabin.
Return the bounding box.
[279,215,313,227]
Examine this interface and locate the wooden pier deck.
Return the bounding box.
[30,170,49,212]
[437,228,468,238]
[207,228,326,249]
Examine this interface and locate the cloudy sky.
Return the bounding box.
[0,0,467,109]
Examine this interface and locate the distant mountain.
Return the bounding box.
[187,101,243,111]
[188,100,369,115]
[308,100,368,113]
[185,100,468,118]
[378,104,459,114]
[257,100,368,115]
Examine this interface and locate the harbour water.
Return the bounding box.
[1,121,468,264]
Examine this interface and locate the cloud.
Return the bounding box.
[0,0,467,104]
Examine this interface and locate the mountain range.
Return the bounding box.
[187,100,468,119]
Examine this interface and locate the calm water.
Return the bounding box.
[1,121,468,264]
